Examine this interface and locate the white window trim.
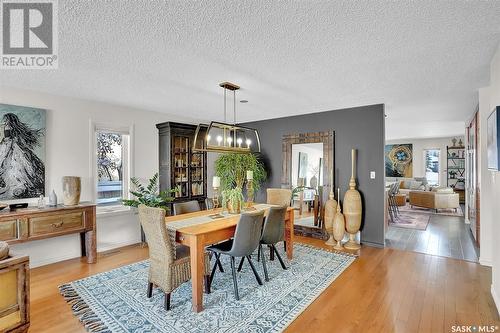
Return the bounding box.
[89,119,135,215]
[422,148,441,186]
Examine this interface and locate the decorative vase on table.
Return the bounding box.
[48,190,58,206]
[332,188,346,251]
[343,149,362,250]
[452,138,457,146]
[62,176,81,206]
[0,241,9,260]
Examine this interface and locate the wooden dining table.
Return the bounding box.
[164,204,295,312]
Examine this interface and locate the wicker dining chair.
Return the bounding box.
[138,205,211,310]
[173,200,201,215]
[266,188,292,207]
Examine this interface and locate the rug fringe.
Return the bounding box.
[59,283,111,333]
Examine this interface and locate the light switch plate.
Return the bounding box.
[370,171,376,179]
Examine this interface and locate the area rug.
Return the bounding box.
[398,203,464,217]
[389,212,431,230]
[59,244,355,333]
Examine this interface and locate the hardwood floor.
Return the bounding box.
[29,236,499,333]
[386,214,479,262]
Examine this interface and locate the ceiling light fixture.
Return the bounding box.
[193,82,261,154]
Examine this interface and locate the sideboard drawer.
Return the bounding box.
[29,212,84,237]
[0,220,18,241]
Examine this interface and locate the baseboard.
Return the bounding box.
[30,252,81,268]
[361,240,385,248]
[491,284,500,316]
[479,257,493,267]
[97,239,141,253]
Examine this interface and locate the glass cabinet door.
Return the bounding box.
[190,131,205,197]
[172,135,190,198]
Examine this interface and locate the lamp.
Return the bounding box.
[193,82,261,154]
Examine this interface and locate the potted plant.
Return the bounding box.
[214,153,267,212]
[122,173,174,211]
[221,187,245,214]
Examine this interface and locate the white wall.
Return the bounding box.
[386,136,465,186]
[0,86,197,267]
[487,44,500,315]
[478,87,493,267]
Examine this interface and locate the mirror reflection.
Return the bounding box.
[291,142,323,229]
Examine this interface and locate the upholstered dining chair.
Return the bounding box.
[258,206,288,281]
[266,188,292,253]
[173,200,201,215]
[207,210,265,300]
[237,206,288,281]
[138,205,211,310]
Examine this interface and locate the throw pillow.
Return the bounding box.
[410,181,423,190]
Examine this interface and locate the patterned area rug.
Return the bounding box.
[59,244,355,333]
[398,203,464,217]
[389,212,431,230]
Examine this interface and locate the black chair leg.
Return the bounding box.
[210,253,220,283]
[237,256,245,272]
[209,252,224,272]
[257,245,261,262]
[230,256,240,300]
[164,292,171,310]
[283,241,287,252]
[260,244,269,282]
[272,245,287,270]
[269,245,275,261]
[147,282,153,298]
[204,275,211,294]
[246,255,263,285]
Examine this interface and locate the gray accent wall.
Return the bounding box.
[243,104,386,247]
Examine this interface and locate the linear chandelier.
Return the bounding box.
[193,82,261,154]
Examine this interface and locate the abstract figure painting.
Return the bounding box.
[385,144,413,178]
[0,103,46,200]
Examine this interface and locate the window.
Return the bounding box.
[424,149,440,186]
[95,128,130,206]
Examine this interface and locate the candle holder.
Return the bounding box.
[245,179,255,210]
[212,187,220,210]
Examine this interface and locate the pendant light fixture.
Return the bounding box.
[193,82,261,154]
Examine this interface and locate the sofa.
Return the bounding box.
[386,177,430,196]
[408,188,460,212]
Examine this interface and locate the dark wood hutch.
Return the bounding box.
[156,122,207,212]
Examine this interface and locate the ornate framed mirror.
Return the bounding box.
[281,131,335,239]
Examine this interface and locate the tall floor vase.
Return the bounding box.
[343,149,362,250]
[332,188,345,251]
[324,188,337,246]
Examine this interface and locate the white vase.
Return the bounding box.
[49,190,57,206]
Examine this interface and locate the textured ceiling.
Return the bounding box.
[2,1,500,139]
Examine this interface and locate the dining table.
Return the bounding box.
[164,203,295,312]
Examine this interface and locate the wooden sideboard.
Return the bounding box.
[0,203,97,264]
[0,254,29,333]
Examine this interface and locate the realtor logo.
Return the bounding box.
[1,0,58,69]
